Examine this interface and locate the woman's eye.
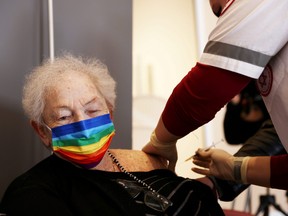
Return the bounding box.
[87,110,99,115]
[58,115,71,122]
[87,109,106,116]
[88,110,98,113]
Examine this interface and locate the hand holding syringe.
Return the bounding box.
[185,138,224,162]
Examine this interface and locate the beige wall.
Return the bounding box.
[132,0,204,178]
[133,0,198,98]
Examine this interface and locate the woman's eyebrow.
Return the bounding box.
[50,107,70,117]
[85,97,98,106]
[53,105,70,112]
[84,97,106,107]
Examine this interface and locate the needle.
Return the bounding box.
[184,139,224,162]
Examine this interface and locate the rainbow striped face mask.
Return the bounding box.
[50,113,115,169]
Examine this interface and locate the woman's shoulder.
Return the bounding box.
[108,149,168,172]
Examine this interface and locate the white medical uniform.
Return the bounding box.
[200,0,288,151]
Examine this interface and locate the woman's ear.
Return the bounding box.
[108,106,114,119]
[30,120,51,148]
[109,111,114,120]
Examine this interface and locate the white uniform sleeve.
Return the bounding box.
[199,0,288,79]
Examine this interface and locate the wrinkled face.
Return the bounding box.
[42,72,109,128]
[209,0,227,17]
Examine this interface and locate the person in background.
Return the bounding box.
[142,0,288,190]
[0,54,224,216]
[223,81,270,145]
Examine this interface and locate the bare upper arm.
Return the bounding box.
[109,149,168,171]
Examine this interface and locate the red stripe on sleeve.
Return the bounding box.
[161,63,252,136]
[270,155,288,189]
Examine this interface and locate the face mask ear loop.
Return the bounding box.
[42,123,53,154]
[42,122,52,132]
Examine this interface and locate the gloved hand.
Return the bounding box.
[142,130,178,172]
[192,148,249,183]
[212,119,284,201]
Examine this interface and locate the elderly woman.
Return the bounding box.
[0,54,224,216]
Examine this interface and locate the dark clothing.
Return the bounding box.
[0,154,224,216]
[223,81,270,144]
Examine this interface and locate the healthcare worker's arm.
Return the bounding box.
[192,149,269,186]
[142,63,252,171]
[208,119,286,201]
[192,148,288,190]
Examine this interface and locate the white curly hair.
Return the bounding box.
[22,53,116,124]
